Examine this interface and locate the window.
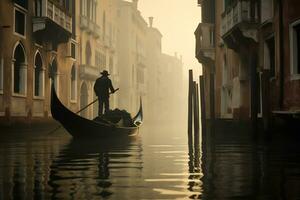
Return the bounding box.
[49,58,59,94]
[264,36,275,78]
[96,52,106,71]
[290,20,300,78]
[14,0,28,9]
[109,56,113,74]
[81,0,87,16]
[34,0,42,17]
[223,0,232,11]
[70,64,76,101]
[0,57,3,92]
[137,68,144,84]
[80,82,88,117]
[14,8,26,37]
[71,42,76,59]
[101,53,106,70]
[34,52,44,97]
[261,0,273,23]
[13,42,27,95]
[103,11,106,41]
[95,51,101,67]
[87,0,91,20]
[85,41,91,65]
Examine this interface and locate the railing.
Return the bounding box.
[137,52,146,67]
[195,22,215,61]
[104,35,111,47]
[80,15,88,29]
[46,0,72,33]
[197,23,215,50]
[261,0,274,24]
[79,64,100,79]
[93,23,101,38]
[221,0,258,36]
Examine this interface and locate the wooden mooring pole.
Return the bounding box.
[194,82,200,167]
[199,75,206,134]
[188,70,194,153]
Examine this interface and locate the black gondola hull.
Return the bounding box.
[51,84,142,138]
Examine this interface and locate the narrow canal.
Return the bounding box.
[0,124,300,199]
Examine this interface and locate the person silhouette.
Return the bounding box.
[94,70,115,115]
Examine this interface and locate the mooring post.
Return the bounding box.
[188,70,194,154]
[262,69,271,134]
[199,75,206,135]
[194,82,200,167]
[193,81,198,136]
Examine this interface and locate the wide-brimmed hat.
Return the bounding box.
[100,70,110,76]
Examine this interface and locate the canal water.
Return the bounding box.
[0,124,300,199]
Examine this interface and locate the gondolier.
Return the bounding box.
[94,70,116,115]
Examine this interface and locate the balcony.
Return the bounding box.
[104,35,111,48]
[93,23,101,38]
[137,52,146,68]
[80,15,88,30]
[195,22,215,65]
[32,0,72,44]
[79,64,100,80]
[221,0,259,50]
[261,0,274,25]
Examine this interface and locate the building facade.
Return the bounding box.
[0,0,78,125]
[196,0,300,128]
[77,0,119,119]
[0,0,186,125]
[116,0,148,113]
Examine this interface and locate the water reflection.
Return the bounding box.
[200,127,300,200]
[0,126,300,199]
[0,129,70,200]
[49,136,143,200]
[49,138,142,199]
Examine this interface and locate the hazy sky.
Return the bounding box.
[137,0,202,77]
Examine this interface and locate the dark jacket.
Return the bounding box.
[94,76,115,99]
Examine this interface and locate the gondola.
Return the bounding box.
[50,84,143,138]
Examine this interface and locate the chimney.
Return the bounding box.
[132,0,138,9]
[149,17,154,27]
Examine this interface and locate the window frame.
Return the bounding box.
[12,42,27,97]
[70,40,77,60]
[289,19,300,80]
[13,6,27,39]
[0,57,3,94]
[70,64,77,103]
[263,34,276,79]
[33,51,45,99]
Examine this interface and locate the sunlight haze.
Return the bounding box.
[138,0,202,76]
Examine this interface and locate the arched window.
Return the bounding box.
[49,58,59,94]
[13,42,27,95]
[34,52,44,97]
[103,11,106,40]
[80,82,88,118]
[70,64,76,101]
[0,57,3,92]
[85,41,91,65]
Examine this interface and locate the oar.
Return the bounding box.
[77,88,119,114]
[47,88,119,135]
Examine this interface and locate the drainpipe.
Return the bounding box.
[278,0,284,109]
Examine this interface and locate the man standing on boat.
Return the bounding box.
[94,70,116,115]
